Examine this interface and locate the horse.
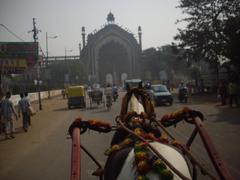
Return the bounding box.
[69,86,233,180]
[103,88,192,180]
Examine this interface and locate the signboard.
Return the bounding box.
[0,42,38,74]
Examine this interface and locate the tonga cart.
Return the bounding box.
[88,89,104,108]
[69,88,233,180]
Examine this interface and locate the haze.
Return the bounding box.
[0,0,185,56]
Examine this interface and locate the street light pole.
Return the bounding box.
[64,48,73,85]
[29,18,42,110]
[46,32,57,99]
[46,32,50,99]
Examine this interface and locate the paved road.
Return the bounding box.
[0,92,239,180]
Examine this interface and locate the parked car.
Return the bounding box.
[151,84,173,106]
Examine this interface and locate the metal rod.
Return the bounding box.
[153,120,217,178]
[194,117,233,180]
[153,119,175,140]
[117,119,190,180]
[71,128,81,180]
[80,144,102,169]
[153,119,218,179]
[186,127,198,148]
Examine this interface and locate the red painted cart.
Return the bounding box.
[69,104,233,180]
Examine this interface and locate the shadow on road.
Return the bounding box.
[14,127,27,134]
[92,109,109,113]
[53,107,69,111]
[215,107,240,125]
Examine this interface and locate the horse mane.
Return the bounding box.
[119,88,155,121]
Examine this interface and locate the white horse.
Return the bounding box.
[104,90,192,180]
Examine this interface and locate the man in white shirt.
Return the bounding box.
[18,93,30,132]
[104,84,112,108]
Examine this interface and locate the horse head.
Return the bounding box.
[104,87,192,180]
[120,87,155,121]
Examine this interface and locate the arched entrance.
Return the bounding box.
[106,73,113,85]
[98,41,129,85]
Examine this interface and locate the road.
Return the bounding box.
[0,91,239,180]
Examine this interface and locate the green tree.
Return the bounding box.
[175,0,240,72]
[141,45,189,81]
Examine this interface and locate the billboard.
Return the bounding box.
[0,42,38,74]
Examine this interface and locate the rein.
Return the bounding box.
[152,118,218,180]
[116,88,219,180]
[116,117,190,180]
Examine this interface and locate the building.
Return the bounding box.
[80,12,142,86]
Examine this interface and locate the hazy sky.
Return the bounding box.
[0,0,185,56]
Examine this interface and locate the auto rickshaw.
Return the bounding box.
[66,85,86,109]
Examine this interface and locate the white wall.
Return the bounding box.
[10,90,62,106]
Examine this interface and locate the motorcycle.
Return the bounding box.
[178,87,188,103]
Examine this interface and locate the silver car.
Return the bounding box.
[151,84,173,106]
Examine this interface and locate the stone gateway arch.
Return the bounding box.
[80,12,142,86]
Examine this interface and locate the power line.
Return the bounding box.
[0,24,25,42]
[0,23,46,57]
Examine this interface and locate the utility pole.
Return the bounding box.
[29,18,42,110]
[46,32,50,99]
[45,32,57,99]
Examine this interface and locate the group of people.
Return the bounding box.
[0,91,31,140]
[218,80,239,107]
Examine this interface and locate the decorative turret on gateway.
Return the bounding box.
[81,26,86,48]
[138,26,142,52]
[107,12,115,24]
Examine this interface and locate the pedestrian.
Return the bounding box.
[24,92,32,126]
[18,93,30,132]
[228,80,239,107]
[0,92,18,139]
[61,89,66,99]
[104,84,112,108]
[0,99,4,135]
[200,79,205,94]
[166,80,170,91]
[218,80,227,106]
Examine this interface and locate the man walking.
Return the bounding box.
[0,92,18,139]
[228,80,239,107]
[24,92,31,126]
[18,93,30,132]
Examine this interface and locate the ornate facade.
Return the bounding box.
[80,13,142,86]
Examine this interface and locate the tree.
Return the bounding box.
[140,45,189,82]
[175,0,240,72]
